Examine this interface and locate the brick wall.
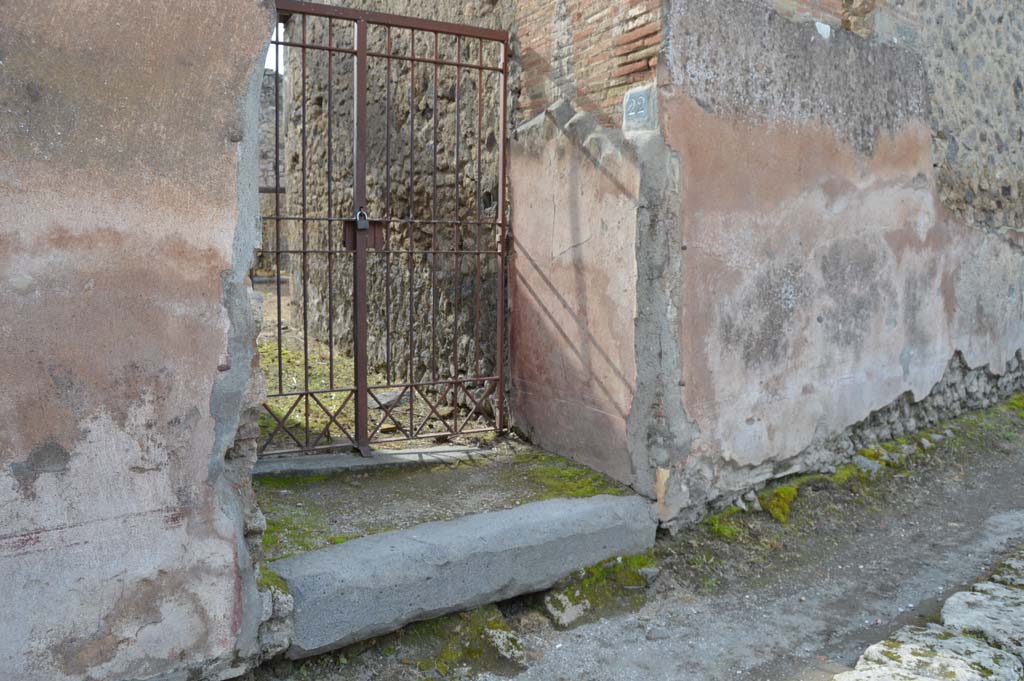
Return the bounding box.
[515,0,660,126]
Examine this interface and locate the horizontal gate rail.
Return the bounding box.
[275,0,509,42]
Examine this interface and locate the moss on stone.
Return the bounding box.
[858,447,886,462]
[262,510,328,559]
[540,551,657,628]
[398,604,524,676]
[256,565,290,594]
[831,463,869,486]
[327,533,362,545]
[758,485,799,523]
[512,451,626,501]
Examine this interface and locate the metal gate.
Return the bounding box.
[257,0,508,456]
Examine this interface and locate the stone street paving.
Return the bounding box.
[835,548,1024,681]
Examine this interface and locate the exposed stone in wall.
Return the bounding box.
[768,0,1024,242]
[842,0,877,37]
[884,0,1024,242]
[711,350,1024,516]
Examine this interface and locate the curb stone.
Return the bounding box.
[832,548,1024,681]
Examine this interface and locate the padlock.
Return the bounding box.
[356,208,370,231]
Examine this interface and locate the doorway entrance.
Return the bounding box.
[256,0,509,456]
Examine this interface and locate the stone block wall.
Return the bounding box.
[258,68,284,273]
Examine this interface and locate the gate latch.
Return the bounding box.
[344,208,385,251]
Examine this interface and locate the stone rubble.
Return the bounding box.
[833,547,1024,681]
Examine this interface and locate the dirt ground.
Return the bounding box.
[253,395,1024,681]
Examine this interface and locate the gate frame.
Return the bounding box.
[260,0,510,457]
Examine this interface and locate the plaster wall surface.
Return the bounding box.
[654,0,1024,519]
[509,111,641,484]
[0,2,272,680]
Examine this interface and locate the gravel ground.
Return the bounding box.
[254,397,1024,681]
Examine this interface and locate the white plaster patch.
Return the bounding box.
[815,22,832,40]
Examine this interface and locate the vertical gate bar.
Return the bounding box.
[407,29,416,434]
[495,39,508,432]
[474,38,483,380]
[273,26,284,396]
[326,17,335,394]
[430,31,439,384]
[301,14,311,448]
[353,18,371,455]
[384,26,393,386]
[452,35,462,415]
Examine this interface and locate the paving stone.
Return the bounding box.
[990,553,1024,588]
[273,495,656,658]
[833,669,932,681]
[942,581,1024,658]
[857,623,1022,681]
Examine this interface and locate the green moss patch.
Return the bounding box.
[758,485,798,524]
[704,507,743,541]
[1005,394,1024,419]
[511,451,627,501]
[387,605,525,677]
[539,552,657,628]
[256,565,289,594]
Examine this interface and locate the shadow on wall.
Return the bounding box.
[509,47,647,485]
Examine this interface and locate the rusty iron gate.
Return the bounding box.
[258,0,509,457]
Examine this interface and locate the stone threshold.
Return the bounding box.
[269,494,656,659]
[253,445,487,477]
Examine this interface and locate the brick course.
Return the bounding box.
[514,0,661,125]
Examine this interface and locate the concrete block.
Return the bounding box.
[272,495,656,658]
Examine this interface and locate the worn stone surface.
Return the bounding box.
[990,554,1024,589]
[0,2,273,680]
[857,624,1022,681]
[834,669,931,681]
[942,581,1024,658]
[272,495,655,658]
